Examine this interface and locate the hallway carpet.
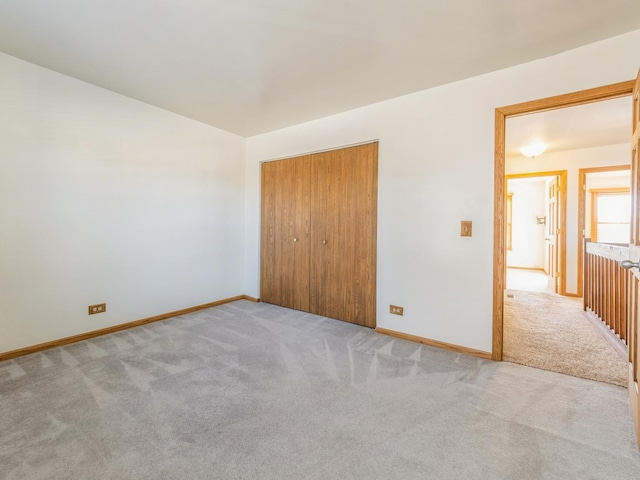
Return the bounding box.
[1,300,639,479]
[503,290,628,387]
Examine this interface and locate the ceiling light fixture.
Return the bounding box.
[520,143,546,158]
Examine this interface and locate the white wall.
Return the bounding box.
[0,53,246,354]
[507,180,547,269]
[244,30,640,353]
[3,30,638,357]
[507,143,629,294]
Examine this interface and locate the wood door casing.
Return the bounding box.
[260,156,311,312]
[505,171,567,295]
[493,81,635,362]
[629,69,640,447]
[309,143,378,327]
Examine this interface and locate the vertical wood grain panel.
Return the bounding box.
[623,269,628,340]
[604,257,608,326]
[634,85,639,129]
[310,143,378,327]
[261,143,377,328]
[592,255,596,311]
[291,156,312,312]
[583,239,588,311]
[260,161,278,304]
[609,259,614,329]
[615,264,620,335]
[493,108,506,361]
[260,156,311,311]
[599,257,604,318]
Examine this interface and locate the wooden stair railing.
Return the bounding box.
[584,240,630,357]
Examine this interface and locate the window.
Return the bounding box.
[590,188,630,243]
[506,193,513,250]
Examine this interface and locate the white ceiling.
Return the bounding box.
[506,96,632,159]
[1,1,640,137]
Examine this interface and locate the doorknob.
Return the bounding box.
[621,260,640,270]
[293,238,298,243]
[322,240,327,245]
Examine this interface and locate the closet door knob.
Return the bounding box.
[322,240,327,245]
[293,238,298,243]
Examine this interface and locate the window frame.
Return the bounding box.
[589,187,631,243]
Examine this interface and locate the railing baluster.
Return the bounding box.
[583,242,630,352]
[624,269,629,340]
[609,258,614,330]
[591,253,595,311]
[615,265,621,338]
[599,256,604,322]
[605,257,609,326]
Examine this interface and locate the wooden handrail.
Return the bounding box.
[584,240,630,355]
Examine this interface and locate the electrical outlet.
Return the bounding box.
[88,303,106,315]
[389,305,404,316]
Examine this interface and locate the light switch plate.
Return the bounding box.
[461,221,472,237]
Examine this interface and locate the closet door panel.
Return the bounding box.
[309,149,342,321]
[310,143,377,327]
[260,156,311,311]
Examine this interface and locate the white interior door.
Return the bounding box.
[547,176,560,292]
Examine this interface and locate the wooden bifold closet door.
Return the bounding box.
[260,142,378,328]
[260,155,311,312]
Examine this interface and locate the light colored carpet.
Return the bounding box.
[1,300,639,479]
[504,290,628,387]
[507,268,554,293]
